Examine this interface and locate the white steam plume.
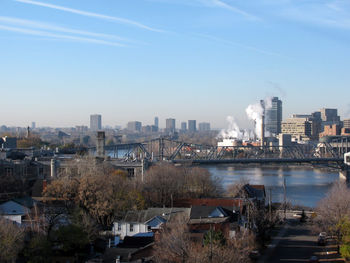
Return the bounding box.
[218,97,274,141]
[218,116,254,141]
[245,97,273,139]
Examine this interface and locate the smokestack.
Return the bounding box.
[261,115,265,147]
[96,131,105,157]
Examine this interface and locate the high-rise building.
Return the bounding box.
[127,121,142,132]
[188,120,196,132]
[165,118,176,133]
[31,122,36,129]
[90,114,102,131]
[198,122,211,131]
[181,122,187,131]
[264,97,282,135]
[320,108,340,122]
[154,117,159,128]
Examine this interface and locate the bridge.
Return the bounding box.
[90,137,346,168]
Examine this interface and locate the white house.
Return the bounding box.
[113,207,190,239]
[0,200,30,224]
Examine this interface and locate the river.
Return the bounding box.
[206,165,340,208]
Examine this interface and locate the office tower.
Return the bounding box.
[181,122,187,131]
[320,108,340,122]
[166,118,176,133]
[127,121,142,132]
[90,114,102,131]
[198,122,211,131]
[31,122,36,129]
[264,97,282,135]
[188,120,196,132]
[154,117,159,128]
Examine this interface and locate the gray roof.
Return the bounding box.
[122,207,190,224]
[0,200,29,215]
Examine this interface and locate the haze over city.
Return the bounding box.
[1,0,350,128]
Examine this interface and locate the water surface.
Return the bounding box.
[206,165,340,208]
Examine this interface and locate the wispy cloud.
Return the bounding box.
[0,16,133,43]
[199,0,261,21]
[259,0,350,30]
[196,33,292,59]
[0,24,126,47]
[14,0,164,32]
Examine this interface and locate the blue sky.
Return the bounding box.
[0,0,349,129]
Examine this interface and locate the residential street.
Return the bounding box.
[260,219,345,263]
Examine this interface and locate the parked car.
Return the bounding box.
[317,232,327,246]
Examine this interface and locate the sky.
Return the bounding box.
[0,0,350,129]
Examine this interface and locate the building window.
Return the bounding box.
[118,224,121,231]
[129,224,134,232]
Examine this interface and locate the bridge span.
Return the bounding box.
[172,157,344,165]
[90,137,346,169]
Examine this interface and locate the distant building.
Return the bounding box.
[198,122,210,131]
[154,117,159,128]
[90,114,102,131]
[281,117,312,140]
[31,122,36,129]
[264,97,282,135]
[127,121,142,132]
[165,118,176,133]
[181,122,187,131]
[344,119,350,129]
[142,125,158,133]
[292,112,322,140]
[320,124,342,137]
[188,120,196,132]
[320,108,340,122]
[75,126,88,133]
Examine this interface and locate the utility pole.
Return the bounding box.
[283,177,287,220]
[209,224,213,263]
[269,188,272,222]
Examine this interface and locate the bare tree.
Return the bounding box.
[225,178,250,198]
[0,217,25,263]
[153,214,192,263]
[154,213,255,263]
[315,181,350,240]
[144,163,222,207]
[44,159,143,225]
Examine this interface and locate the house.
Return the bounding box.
[0,200,30,224]
[188,206,240,240]
[113,207,190,239]
[242,184,266,205]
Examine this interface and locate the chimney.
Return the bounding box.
[50,159,56,177]
[42,179,47,193]
[261,114,265,147]
[96,131,105,157]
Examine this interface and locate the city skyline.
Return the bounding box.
[1,0,349,128]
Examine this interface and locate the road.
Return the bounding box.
[261,219,345,263]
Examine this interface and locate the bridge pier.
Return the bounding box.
[339,165,350,181]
